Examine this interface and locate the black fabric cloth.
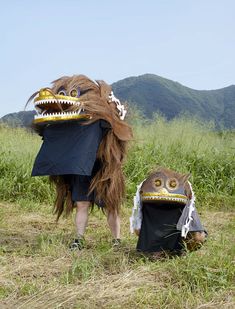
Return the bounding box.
[63,174,94,202]
[137,202,185,253]
[32,120,109,176]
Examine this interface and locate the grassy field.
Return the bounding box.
[0,118,234,308]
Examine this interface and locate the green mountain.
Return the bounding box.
[1,74,235,129]
[0,111,36,128]
[112,74,235,129]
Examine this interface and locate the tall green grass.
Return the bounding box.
[0,125,53,206]
[0,116,234,209]
[125,115,235,209]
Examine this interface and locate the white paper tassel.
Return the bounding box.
[108,91,127,120]
[181,181,195,238]
[130,180,145,233]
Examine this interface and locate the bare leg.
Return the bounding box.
[107,210,121,239]
[75,201,91,237]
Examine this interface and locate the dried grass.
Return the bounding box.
[0,203,234,309]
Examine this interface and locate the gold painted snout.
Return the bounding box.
[141,191,188,204]
[34,88,80,103]
[32,88,90,124]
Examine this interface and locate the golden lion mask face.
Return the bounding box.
[140,167,191,205]
[32,87,88,123]
[26,75,127,124]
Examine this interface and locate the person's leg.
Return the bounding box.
[107,210,121,245]
[70,201,90,250]
[75,201,91,237]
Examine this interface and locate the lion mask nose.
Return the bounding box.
[158,188,169,194]
[39,88,52,97]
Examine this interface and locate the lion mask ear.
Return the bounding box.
[96,80,112,101]
[181,173,191,183]
[182,173,192,198]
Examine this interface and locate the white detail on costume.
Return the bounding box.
[181,181,195,238]
[130,180,145,233]
[108,91,127,120]
[92,79,99,86]
[35,99,80,106]
[34,109,82,119]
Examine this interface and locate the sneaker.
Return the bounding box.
[69,237,85,251]
[112,238,121,247]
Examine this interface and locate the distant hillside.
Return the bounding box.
[0,111,36,128]
[112,74,235,129]
[1,74,235,129]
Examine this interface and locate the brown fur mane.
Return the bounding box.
[38,75,133,219]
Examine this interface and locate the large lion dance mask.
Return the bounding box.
[27,75,133,219]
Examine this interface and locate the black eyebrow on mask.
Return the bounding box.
[80,88,92,95]
[57,86,66,93]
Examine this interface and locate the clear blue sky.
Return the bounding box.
[1,0,234,117]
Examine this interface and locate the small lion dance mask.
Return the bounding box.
[130,167,207,256]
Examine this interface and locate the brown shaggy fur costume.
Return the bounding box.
[30,75,133,219]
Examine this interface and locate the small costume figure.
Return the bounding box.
[130,167,207,257]
[27,75,132,249]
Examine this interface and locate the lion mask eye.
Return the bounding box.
[167,179,178,190]
[70,88,80,98]
[58,89,67,96]
[154,179,162,187]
